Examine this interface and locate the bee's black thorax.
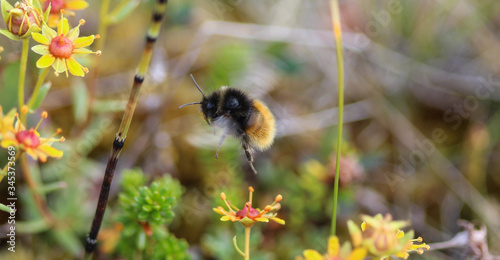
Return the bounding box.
[201,88,254,136]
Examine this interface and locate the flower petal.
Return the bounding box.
[347,247,367,260]
[73,35,95,48]
[72,48,94,58]
[53,58,67,73]
[255,217,269,223]
[31,44,49,55]
[220,216,232,222]
[303,250,323,260]
[213,207,225,215]
[25,148,40,161]
[66,26,80,41]
[32,32,50,45]
[38,144,63,158]
[42,24,57,40]
[67,57,85,76]
[47,14,59,28]
[348,220,363,247]
[34,149,48,162]
[66,0,89,10]
[327,236,340,256]
[36,54,55,68]
[1,139,18,148]
[58,18,69,36]
[270,217,285,225]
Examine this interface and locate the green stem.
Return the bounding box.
[97,0,111,51]
[329,0,345,237]
[244,226,251,260]
[27,67,50,108]
[84,0,168,254]
[87,0,110,112]
[19,38,29,122]
[233,236,245,257]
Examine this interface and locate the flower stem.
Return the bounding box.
[19,38,29,123]
[97,0,110,52]
[329,0,345,237]
[26,67,50,109]
[87,0,110,100]
[232,236,245,256]
[244,226,251,260]
[20,154,55,226]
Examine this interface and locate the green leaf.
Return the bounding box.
[16,219,50,234]
[37,181,67,194]
[142,204,153,212]
[151,210,161,221]
[0,61,19,111]
[70,78,89,125]
[51,229,83,256]
[1,0,14,24]
[43,3,51,22]
[28,82,51,111]
[0,28,20,41]
[32,0,42,10]
[107,0,140,24]
[138,211,149,220]
[0,203,12,213]
[136,229,146,250]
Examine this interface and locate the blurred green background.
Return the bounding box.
[1,0,500,259]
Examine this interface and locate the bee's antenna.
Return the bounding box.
[190,74,206,98]
[178,102,202,109]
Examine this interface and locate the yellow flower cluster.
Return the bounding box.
[0,106,64,162]
[1,0,98,77]
[298,214,429,260]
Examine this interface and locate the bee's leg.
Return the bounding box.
[242,135,258,174]
[215,133,226,159]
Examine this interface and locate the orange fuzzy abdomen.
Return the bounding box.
[246,100,276,151]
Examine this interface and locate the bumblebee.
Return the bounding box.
[179,75,276,174]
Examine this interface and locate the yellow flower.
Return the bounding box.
[348,214,429,259]
[394,231,430,259]
[298,236,367,260]
[0,106,65,162]
[0,106,16,139]
[213,186,285,228]
[0,45,4,59]
[0,0,48,40]
[31,15,100,77]
[40,0,88,27]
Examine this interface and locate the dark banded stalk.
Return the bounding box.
[84,0,168,254]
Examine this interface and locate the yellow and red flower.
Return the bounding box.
[0,106,65,162]
[40,0,88,27]
[298,236,367,260]
[31,15,100,77]
[0,0,48,40]
[213,186,285,228]
[0,106,16,139]
[348,214,429,259]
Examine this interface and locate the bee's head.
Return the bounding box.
[200,91,220,125]
[179,74,218,126]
